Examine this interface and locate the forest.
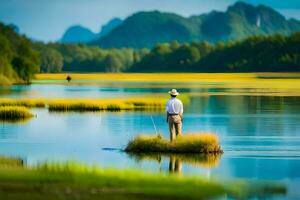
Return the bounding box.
[37,32,300,73]
[132,33,300,72]
[0,22,39,84]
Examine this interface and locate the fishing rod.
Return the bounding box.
[150,115,158,136]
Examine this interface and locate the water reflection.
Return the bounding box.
[128,153,221,174]
[169,156,182,174]
[0,118,32,124]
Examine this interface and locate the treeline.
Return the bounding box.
[0,22,39,84]
[131,33,300,72]
[37,32,300,73]
[34,43,149,73]
[130,41,214,72]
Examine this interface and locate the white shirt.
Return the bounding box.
[166,97,183,115]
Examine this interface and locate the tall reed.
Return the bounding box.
[0,99,45,108]
[0,97,187,112]
[47,98,167,112]
[0,106,34,120]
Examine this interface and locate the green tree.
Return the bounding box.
[104,54,123,72]
[0,34,15,79]
[40,48,63,73]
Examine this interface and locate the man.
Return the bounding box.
[166,89,183,141]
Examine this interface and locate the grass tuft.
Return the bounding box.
[0,106,34,120]
[0,99,46,108]
[0,156,24,167]
[125,133,223,154]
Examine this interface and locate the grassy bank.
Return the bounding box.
[125,134,222,153]
[0,159,225,200]
[35,73,300,82]
[35,73,259,81]
[0,97,184,112]
[34,73,300,96]
[0,106,33,120]
[0,157,286,200]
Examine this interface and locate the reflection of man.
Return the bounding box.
[169,156,182,174]
[166,89,183,141]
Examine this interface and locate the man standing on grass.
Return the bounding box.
[166,89,183,141]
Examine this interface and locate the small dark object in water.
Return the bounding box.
[66,75,72,82]
[102,147,123,151]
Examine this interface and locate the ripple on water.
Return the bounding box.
[223,136,300,158]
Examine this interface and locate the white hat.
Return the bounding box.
[168,89,179,96]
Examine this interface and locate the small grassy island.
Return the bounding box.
[0,106,34,120]
[125,133,222,154]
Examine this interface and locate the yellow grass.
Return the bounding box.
[47,98,168,112]
[0,156,24,167]
[34,73,300,96]
[0,95,189,112]
[125,133,222,153]
[0,98,46,108]
[0,106,34,120]
[35,73,300,83]
[35,73,260,81]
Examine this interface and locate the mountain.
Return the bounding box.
[92,1,300,48]
[60,25,97,43]
[60,18,123,44]
[99,18,123,37]
[92,11,201,48]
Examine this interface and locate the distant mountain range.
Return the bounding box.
[60,18,122,43]
[61,1,300,48]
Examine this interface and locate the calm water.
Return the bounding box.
[1,83,300,199]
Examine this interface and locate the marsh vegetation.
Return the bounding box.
[0,97,172,112]
[0,106,33,120]
[125,133,222,153]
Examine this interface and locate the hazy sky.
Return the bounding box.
[0,0,299,42]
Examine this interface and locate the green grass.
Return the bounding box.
[0,159,286,200]
[0,75,12,85]
[0,162,224,200]
[0,156,24,167]
[125,134,223,153]
[0,106,34,120]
